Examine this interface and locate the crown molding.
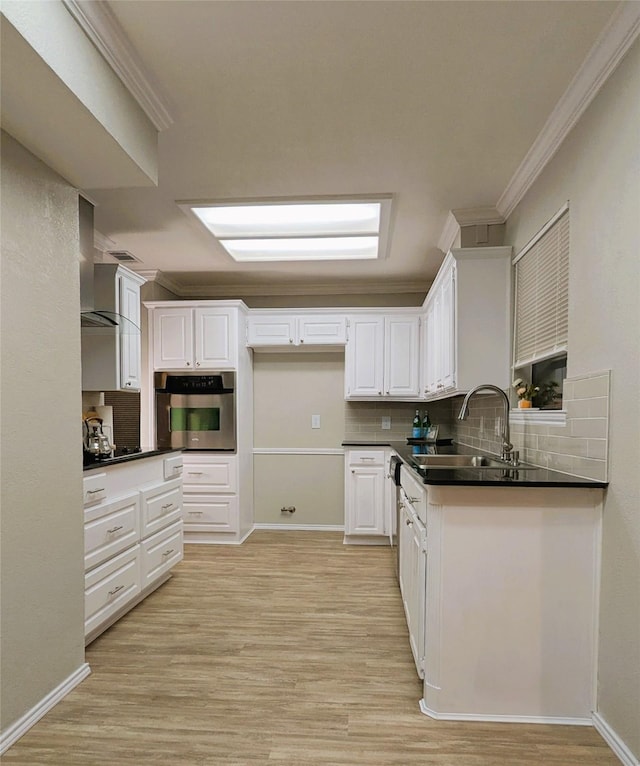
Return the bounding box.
[136,270,183,296]
[497,1,640,218]
[138,272,429,299]
[437,211,460,254]
[62,0,174,131]
[451,206,505,227]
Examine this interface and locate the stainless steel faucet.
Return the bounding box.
[457,384,517,465]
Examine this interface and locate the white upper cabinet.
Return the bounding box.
[247,313,347,349]
[422,247,511,400]
[152,307,237,370]
[346,314,420,399]
[81,264,145,392]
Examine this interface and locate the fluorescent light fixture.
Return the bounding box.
[181,198,392,262]
[221,236,379,262]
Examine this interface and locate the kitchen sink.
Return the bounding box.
[411,454,536,470]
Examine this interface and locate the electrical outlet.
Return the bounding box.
[381,416,391,430]
[311,414,321,429]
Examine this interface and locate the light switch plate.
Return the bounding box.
[381,416,391,430]
[312,414,321,429]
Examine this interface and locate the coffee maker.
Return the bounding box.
[83,416,113,463]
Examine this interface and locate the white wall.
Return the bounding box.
[0,132,86,731]
[505,39,640,759]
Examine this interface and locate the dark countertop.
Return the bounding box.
[83,448,182,472]
[342,440,608,488]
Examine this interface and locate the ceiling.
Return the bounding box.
[83,0,617,299]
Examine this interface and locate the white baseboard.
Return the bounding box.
[593,712,639,766]
[419,699,591,726]
[253,523,344,532]
[0,663,91,755]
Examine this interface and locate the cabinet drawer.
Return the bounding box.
[83,472,108,507]
[163,454,184,480]
[84,492,140,571]
[84,545,141,637]
[183,494,239,533]
[140,520,183,588]
[347,449,386,467]
[140,478,183,538]
[183,458,237,492]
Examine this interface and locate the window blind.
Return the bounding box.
[513,209,569,367]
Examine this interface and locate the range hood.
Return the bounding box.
[79,196,140,334]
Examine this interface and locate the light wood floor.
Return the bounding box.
[4,531,617,765]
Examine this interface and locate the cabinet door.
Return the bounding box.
[195,308,237,368]
[153,308,194,369]
[345,316,384,397]
[439,266,456,390]
[298,315,347,346]
[247,315,297,346]
[118,272,142,390]
[346,465,385,535]
[384,316,420,397]
[407,516,426,678]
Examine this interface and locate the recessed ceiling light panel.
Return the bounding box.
[179,197,392,263]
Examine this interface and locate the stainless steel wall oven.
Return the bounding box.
[154,371,236,451]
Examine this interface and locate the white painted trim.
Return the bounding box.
[136,270,183,297]
[419,699,592,726]
[253,448,344,456]
[62,1,173,131]
[177,280,430,298]
[254,523,344,532]
[451,206,505,226]
[509,409,567,427]
[437,211,459,254]
[593,712,639,766]
[0,663,91,755]
[497,2,640,218]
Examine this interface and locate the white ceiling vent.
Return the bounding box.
[107,250,142,264]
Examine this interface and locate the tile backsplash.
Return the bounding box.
[451,371,610,481]
[344,400,452,442]
[344,370,610,482]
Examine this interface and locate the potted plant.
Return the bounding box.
[512,378,539,408]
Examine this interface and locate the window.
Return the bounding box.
[513,204,569,368]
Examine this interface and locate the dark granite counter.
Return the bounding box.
[342,440,608,488]
[83,448,182,472]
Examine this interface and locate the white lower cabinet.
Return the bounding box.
[344,448,392,543]
[394,471,604,722]
[182,454,245,542]
[140,520,183,588]
[84,545,141,638]
[83,451,183,643]
[398,492,426,679]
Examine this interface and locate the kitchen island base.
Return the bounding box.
[421,485,602,724]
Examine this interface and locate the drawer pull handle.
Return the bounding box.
[359,457,375,461]
[187,471,203,475]
[188,511,203,515]
[86,488,105,495]
[107,525,123,534]
[161,503,174,511]
[108,585,125,596]
[408,496,421,504]
[163,548,175,557]
[173,465,183,473]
